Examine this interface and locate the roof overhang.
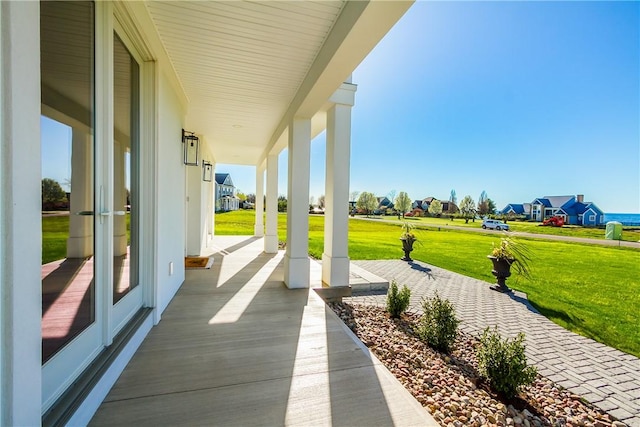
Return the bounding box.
[142,0,413,166]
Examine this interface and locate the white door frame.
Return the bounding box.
[42,1,157,412]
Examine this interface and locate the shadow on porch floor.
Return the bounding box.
[89,236,436,426]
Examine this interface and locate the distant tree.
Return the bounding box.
[387,190,397,206]
[318,195,325,209]
[449,189,458,213]
[278,195,287,212]
[459,196,476,224]
[394,191,412,218]
[486,198,497,216]
[246,193,256,203]
[350,190,360,202]
[309,196,315,209]
[429,199,443,217]
[42,178,67,206]
[356,192,378,217]
[477,191,489,216]
[237,192,247,202]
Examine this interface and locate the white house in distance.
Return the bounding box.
[0,1,413,424]
[215,173,239,212]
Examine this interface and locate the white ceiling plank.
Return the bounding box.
[145,0,347,165]
[145,0,412,166]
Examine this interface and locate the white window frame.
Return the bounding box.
[0,3,4,420]
[42,1,158,411]
[42,2,108,411]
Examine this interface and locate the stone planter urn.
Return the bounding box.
[401,237,416,262]
[487,255,512,293]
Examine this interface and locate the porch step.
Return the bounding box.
[349,263,389,293]
[313,286,352,303]
[311,261,389,303]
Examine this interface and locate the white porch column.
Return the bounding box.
[284,119,311,288]
[67,129,94,258]
[322,83,356,287]
[0,1,42,424]
[254,163,264,237]
[264,153,279,253]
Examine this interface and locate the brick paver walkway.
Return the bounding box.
[346,260,640,426]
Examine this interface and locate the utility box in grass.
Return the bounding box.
[605,221,623,240]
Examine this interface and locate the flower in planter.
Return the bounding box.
[400,222,419,261]
[400,221,416,241]
[488,234,532,292]
[490,235,532,278]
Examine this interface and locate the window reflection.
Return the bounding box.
[40,1,95,363]
[113,33,139,303]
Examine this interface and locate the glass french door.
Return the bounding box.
[40,1,144,411]
[111,30,142,334]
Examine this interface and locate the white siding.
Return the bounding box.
[156,71,187,316]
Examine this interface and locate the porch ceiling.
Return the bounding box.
[146,1,344,165]
[144,1,413,166]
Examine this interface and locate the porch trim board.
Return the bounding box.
[1,1,42,425]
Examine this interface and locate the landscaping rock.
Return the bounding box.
[330,302,623,427]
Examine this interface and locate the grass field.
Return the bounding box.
[384,215,640,242]
[215,210,640,357]
[42,214,131,264]
[42,216,70,264]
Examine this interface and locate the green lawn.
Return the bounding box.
[43,211,639,356]
[215,210,640,357]
[383,215,640,242]
[42,213,131,264]
[42,215,70,264]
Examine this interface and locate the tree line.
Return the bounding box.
[352,189,497,223]
[231,188,498,222]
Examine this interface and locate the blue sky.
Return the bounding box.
[42,2,639,213]
[221,1,639,214]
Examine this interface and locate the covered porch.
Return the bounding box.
[89,236,436,425]
[1,1,416,424]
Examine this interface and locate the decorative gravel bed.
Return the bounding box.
[329,302,626,427]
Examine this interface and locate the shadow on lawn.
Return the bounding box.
[531,304,586,329]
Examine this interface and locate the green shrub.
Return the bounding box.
[477,327,537,399]
[416,292,460,353]
[386,280,411,318]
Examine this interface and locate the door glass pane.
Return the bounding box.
[113,33,139,304]
[40,0,95,363]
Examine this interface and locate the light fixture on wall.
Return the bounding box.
[182,129,199,166]
[202,161,213,182]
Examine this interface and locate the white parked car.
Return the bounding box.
[481,219,510,231]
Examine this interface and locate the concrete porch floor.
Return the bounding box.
[90,236,436,426]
